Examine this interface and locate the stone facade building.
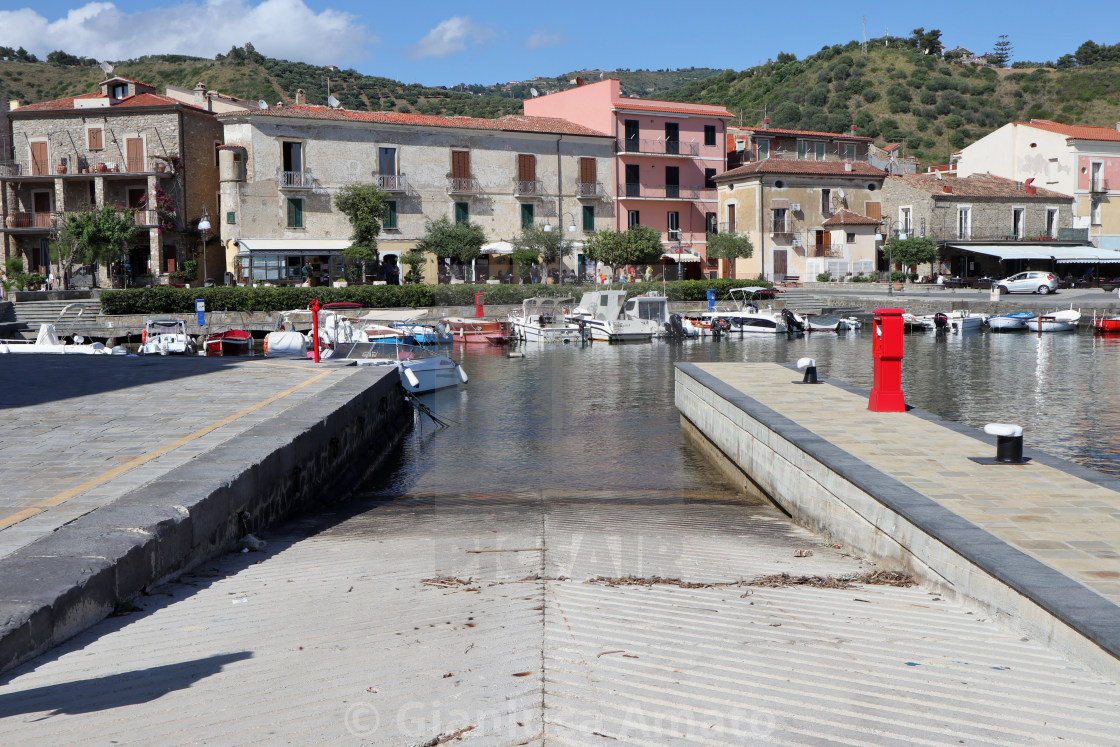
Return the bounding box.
[216,99,614,284]
[0,77,222,284]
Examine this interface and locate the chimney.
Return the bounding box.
[850,124,857,135]
[943,184,953,193]
[844,161,852,172]
[193,82,206,107]
[295,88,306,106]
[1024,177,1037,195]
[762,117,770,130]
[1115,122,1120,132]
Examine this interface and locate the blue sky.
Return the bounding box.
[1,0,1118,87]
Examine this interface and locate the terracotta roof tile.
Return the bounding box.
[1018,119,1120,142]
[14,91,195,112]
[822,209,881,226]
[223,105,611,137]
[729,125,873,142]
[891,173,1072,200]
[714,158,886,180]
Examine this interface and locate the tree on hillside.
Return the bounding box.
[56,206,137,289]
[990,36,1014,67]
[511,223,572,282]
[706,232,754,279]
[909,28,943,57]
[583,226,664,275]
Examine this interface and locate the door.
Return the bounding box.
[125,137,144,172]
[625,164,640,197]
[667,211,680,240]
[379,147,396,175]
[727,204,736,233]
[665,123,679,155]
[517,153,536,194]
[30,141,48,175]
[32,192,52,227]
[579,157,596,185]
[815,230,830,256]
[128,188,148,226]
[624,120,639,152]
[774,249,788,281]
[665,166,679,198]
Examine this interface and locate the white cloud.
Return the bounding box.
[0,0,377,67]
[523,26,564,51]
[408,16,496,59]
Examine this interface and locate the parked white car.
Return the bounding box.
[996,271,1059,295]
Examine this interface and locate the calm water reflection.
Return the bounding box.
[368,329,1120,500]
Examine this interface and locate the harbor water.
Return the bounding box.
[362,328,1120,500]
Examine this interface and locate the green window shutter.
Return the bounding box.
[520,203,534,229]
[455,201,469,224]
[287,198,303,228]
[385,200,398,229]
[226,211,236,224]
[582,205,594,232]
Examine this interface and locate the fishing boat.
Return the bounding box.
[510,297,582,343]
[332,341,468,393]
[567,289,656,342]
[138,319,195,355]
[442,316,512,345]
[0,324,122,355]
[204,329,253,356]
[1030,308,1081,332]
[985,312,1034,332]
[1091,311,1120,334]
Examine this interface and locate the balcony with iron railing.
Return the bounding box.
[514,180,544,197]
[576,181,606,199]
[618,183,714,200]
[279,170,314,189]
[618,138,700,157]
[375,174,407,192]
[770,217,793,236]
[0,156,175,178]
[448,177,481,194]
[1,211,62,230]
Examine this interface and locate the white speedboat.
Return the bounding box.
[567,290,656,343]
[0,324,122,354]
[510,297,582,343]
[334,341,468,393]
[792,313,862,332]
[985,312,1034,331]
[700,288,790,335]
[1029,308,1081,332]
[904,311,984,333]
[138,319,195,355]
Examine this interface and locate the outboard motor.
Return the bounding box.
[933,312,949,333]
[577,317,590,343]
[710,318,731,339]
[781,308,805,335]
[667,313,686,338]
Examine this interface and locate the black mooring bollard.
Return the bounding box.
[984,423,1025,463]
[796,357,820,384]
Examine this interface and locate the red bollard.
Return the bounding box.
[869,308,906,412]
[474,292,485,318]
[309,298,321,363]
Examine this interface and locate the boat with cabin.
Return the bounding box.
[697,288,792,335]
[332,341,468,393]
[567,290,657,342]
[510,297,582,343]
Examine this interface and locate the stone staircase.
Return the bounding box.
[7,299,102,333]
[773,289,862,316]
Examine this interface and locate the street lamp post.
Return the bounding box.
[876,220,906,297]
[198,206,211,287]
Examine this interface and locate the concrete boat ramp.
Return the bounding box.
[0,358,1119,742]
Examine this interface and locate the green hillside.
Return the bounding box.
[662,38,1120,167]
[0,46,717,120]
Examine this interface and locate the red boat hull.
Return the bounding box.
[1093,318,1120,333]
[205,330,253,356]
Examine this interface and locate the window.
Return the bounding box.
[87,127,103,150]
[756,138,770,160]
[110,83,127,99]
[665,166,679,198]
[727,204,736,233]
[667,211,680,239]
[451,150,470,179]
[384,200,398,230]
[520,203,534,229]
[704,168,717,189]
[797,141,808,160]
[899,206,912,235]
[517,153,536,182]
[844,143,857,161]
[821,189,832,214]
[1091,198,1102,226]
[846,231,856,243]
[706,212,717,234]
[579,157,596,186]
[625,164,640,197]
[771,208,788,233]
[624,120,639,152]
[582,205,595,232]
[1012,207,1025,239]
[282,141,302,172]
[226,211,236,225]
[628,210,641,227]
[957,206,972,238]
[815,142,826,161]
[287,198,303,228]
[214,141,221,168]
[455,201,470,224]
[704,125,716,147]
[1091,161,1104,192]
[1046,208,1058,238]
[379,147,397,175]
[665,123,679,154]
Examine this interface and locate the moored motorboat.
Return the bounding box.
[204,329,253,356]
[904,310,984,333]
[510,297,582,343]
[1029,308,1081,332]
[138,319,195,355]
[442,316,512,344]
[1091,311,1120,333]
[0,324,123,354]
[567,290,656,342]
[699,288,789,335]
[985,312,1034,332]
[333,341,468,393]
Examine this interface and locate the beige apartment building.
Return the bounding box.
[217,95,614,284]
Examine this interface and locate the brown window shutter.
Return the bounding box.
[517,154,535,181]
[579,157,596,184]
[30,142,48,175]
[865,201,881,220]
[728,204,736,232]
[88,128,103,150]
[451,150,470,179]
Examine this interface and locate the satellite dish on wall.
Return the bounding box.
[836,188,846,199]
[327,94,340,108]
[258,100,269,110]
[530,88,539,98]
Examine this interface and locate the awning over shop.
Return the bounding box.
[480,241,514,255]
[948,244,1120,263]
[661,251,702,263]
[234,239,354,257]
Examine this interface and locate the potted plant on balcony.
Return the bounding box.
[57,159,68,175]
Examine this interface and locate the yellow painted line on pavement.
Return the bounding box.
[0,367,337,531]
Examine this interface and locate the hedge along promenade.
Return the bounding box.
[99,280,773,315]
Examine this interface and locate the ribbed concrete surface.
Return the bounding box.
[1,492,1117,744]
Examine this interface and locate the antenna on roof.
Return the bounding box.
[327,94,340,108]
[258,100,269,110]
[99,61,114,79]
[530,88,539,98]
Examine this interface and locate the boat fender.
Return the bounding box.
[507,351,524,358]
[141,328,147,343]
[403,367,421,389]
[456,365,469,384]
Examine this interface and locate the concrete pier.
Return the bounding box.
[0,356,410,673]
[676,362,1120,678]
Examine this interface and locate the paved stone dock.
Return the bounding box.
[0,489,1118,744]
[0,356,362,560]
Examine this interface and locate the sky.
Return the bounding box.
[1,0,1119,87]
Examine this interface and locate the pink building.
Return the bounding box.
[524,79,731,278]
